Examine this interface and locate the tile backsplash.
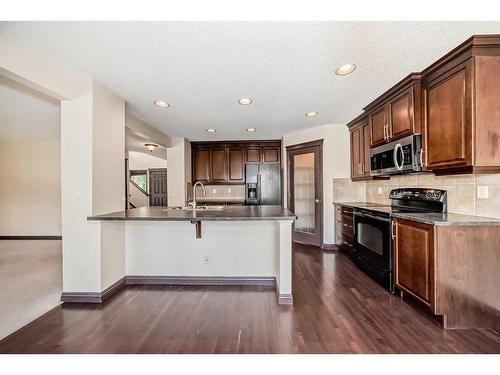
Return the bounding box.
[333,173,500,219]
[193,184,245,200]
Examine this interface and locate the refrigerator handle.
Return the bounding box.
[257,173,262,204]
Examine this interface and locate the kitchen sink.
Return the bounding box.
[164,205,226,211]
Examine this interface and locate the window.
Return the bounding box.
[130,170,147,193]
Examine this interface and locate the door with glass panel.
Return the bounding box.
[287,140,323,247]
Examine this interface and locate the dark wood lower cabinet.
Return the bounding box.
[334,204,354,256]
[393,218,500,329]
[394,219,435,308]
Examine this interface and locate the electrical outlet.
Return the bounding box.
[477,185,489,199]
[212,188,217,194]
[203,255,210,264]
[78,267,86,280]
[377,187,383,195]
[227,188,232,194]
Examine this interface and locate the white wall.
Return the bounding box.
[126,221,276,277]
[283,124,350,244]
[166,137,191,206]
[0,140,61,236]
[128,151,167,170]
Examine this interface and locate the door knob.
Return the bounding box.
[315,199,320,203]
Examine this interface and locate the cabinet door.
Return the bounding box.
[211,148,228,183]
[227,148,244,182]
[245,147,262,163]
[388,87,414,140]
[263,146,280,163]
[394,219,435,307]
[369,105,388,147]
[193,148,211,182]
[362,122,371,177]
[423,62,472,170]
[350,126,362,179]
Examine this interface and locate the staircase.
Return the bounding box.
[129,179,149,208]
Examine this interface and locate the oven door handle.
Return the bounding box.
[354,211,391,223]
[393,143,404,171]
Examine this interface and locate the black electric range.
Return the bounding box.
[352,188,447,293]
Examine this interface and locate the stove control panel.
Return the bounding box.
[389,188,446,202]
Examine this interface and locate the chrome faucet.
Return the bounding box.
[192,181,206,209]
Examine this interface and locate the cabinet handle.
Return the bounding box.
[383,124,386,140]
[392,221,396,240]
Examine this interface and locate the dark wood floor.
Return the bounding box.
[1,243,500,353]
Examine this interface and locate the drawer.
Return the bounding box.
[336,221,354,237]
[335,229,353,246]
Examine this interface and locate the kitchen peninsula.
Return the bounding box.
[70,206,296,305]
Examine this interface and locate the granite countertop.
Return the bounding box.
[88,205,296,222]
[334,201,500,226]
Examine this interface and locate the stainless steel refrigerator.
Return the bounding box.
[245,164,282,205]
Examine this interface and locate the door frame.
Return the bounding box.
[286,139,324,247]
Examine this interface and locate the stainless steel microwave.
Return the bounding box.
[369,134,422,176]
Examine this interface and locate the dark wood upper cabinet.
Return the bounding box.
[347,113,371,180]
[211,148,228,183]
[193,148,210,183]
[394,219,435,308]
[347,35,500,176]
[421,35,500,174]
[245,147,262,163]
[262,146,280,163]
[365,73,422,147]
[369,105,388,147]
[228,148,244,182]
[192,140,281,184]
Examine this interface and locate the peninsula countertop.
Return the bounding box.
[88,205,296,222]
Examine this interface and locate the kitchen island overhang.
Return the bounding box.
[64,206,296,305]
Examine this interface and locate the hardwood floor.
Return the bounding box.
[1,243,500,353]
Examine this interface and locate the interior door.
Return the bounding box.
[149,168,168,206]
[287,140,323,247]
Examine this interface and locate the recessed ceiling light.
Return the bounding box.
[239,98,253,105]
[246,128,256,132]
[305,112,319,117]
[206,128,216,133]
[154,100,169,108]
[335,63,357,76]
[144,143,158,152]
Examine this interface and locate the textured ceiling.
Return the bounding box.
[1,21,499,141]
[0,75,60,142]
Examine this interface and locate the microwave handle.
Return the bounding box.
[393,143,404,171]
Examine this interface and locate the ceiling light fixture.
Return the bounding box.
[246,128,256,132]
[145,143,158,152]
[335,63,357,76]
[239,98,253,105]
[206,128,217,133]
[305,112,319,117]
[154,100,169,108]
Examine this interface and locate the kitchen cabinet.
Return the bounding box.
[421,35,500,174]
[392,218,500,329]
[365,73,422,147]
[228,148,244,182]
[193,148,211,183]
[393,219,435,308]
[347,113,371,180]
[334,204,354,257]
[211,147,228,183]
[192,141,281,184]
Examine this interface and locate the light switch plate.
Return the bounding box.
[377,187,383,195]
[477,185,489,199]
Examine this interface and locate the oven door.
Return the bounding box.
[353,211,392,273]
